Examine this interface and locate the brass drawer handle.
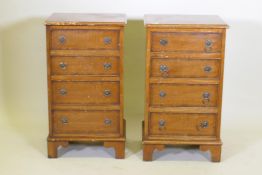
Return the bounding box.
[204,66,212,73]
[59,88,67,96]
[59,35,66,44]
[159,119,166,127]
[202,92,210,104]
[200,121,209,128]
[104,37,112,44]
[160,65,168,72]
[159,91,166,98]
[104,89,111,96]
[104,118,112,125]
[61,117,68,124]
[160,39,168,46]
[104,63,112,70]
[205,39,213,47]
[205,39,213,52]
[59,62,67,69]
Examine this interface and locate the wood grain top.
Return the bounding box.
[144,15,228,28]
[46,13,127,26]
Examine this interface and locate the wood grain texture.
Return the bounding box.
[143,14,228,162]
[51,29,119,50]
[149,107,218,113]
[151,52,221,59]
[151,58,220,78]
[52,81,120,105]
[144,15,228,28]
[149,77,219,84]
[53,110,120,137]
[51,56,119,76]
[151,32,222,52]
[50,50,120,57]
[216,29,227,139]
[46,13,126,26]
[46,13,125,158]
[150,84,218,107]
[51,75,120,82]
[52,105,120,111]
[149,113,216,136]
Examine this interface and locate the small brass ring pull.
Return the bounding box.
[205,39,213,47]
[160,65,168,72]
[160,39,168,46]
[59,35,66,44]
[202,92,210,104]
[61,117,68,124]
[59,88,67,96]
[104,37,112,44]
[159,91,166,98]
[159,119,166,127]
[59,62,67,69]
[104,89,111,96]
[205,39,213,52]
[104,63,112,70]
[204,66,212,73]
[104,118,112,125]
[200,121,209,128]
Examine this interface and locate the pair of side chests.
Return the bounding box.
[46,13,228,162]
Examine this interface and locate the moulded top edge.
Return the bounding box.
[144,14,229,28]
[45,13,127,26]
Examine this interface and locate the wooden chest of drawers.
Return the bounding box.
[46,13,126,158]
[143,15,228,161]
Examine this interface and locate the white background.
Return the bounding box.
[0,0,262,175]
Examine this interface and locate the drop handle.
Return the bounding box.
[59,88,67,96]
[61,117,68,124]
[200,121,209,128]
[104,63,112,70]
[59,35,66,44]
[205,39,213,52]
[59,62,67,69]
[104,118,112,125]
[160,65,168,72]
[104,89,111,96]
[104,37,112,44]
[205,39,213,47]
[202,92,210,104]
[159,119,166,128]
[160,39,168,46]
[159,91,166,98]
[204,66,212,73]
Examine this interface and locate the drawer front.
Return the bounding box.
[151,58,220,78]
[150,84,218,107]
[51,29,119,50]
[151,32,222,52]
[53,110,120,136]
[51,57,119,75]
[149,113,216,136]
[52,82,119,105]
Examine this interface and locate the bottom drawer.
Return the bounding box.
[149,113,216,137]
[53,110,120,137]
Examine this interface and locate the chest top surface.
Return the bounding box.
[46,13,126,26]
[144,14,228,28]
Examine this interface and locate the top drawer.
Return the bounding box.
[51,29,120,50]
[151,32,222,53]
